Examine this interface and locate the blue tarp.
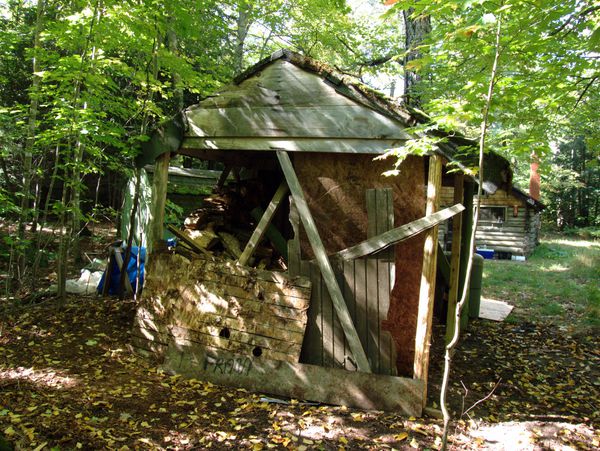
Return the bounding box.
[97,246,146,295]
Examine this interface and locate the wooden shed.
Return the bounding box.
[440,185,544,257]
[131,50,513,416]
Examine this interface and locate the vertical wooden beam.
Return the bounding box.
[445,173,464,343]
[238,182,288,266]
[276,150,371,373]
[459,181,474,331]
[287,196,301,277]
[413,154,442,401]
[149,152,170,252]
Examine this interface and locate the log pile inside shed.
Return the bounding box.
[170,177,288,271]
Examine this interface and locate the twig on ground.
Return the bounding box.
[463,378,502,417]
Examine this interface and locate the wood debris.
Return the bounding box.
[173,178,287,270]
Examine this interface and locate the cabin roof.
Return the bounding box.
[511,186,545,211]
[138,49,512,193]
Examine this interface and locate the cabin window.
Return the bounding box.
[480,207,506,226]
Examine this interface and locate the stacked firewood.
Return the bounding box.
[169,180,285,270]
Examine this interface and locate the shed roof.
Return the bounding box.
[138,49,512,193]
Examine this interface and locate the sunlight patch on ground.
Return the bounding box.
[469,421,595,450]
[0,366,78,389]
[575,253,597,269]
[549,238,599,249]
[539,263,570,272]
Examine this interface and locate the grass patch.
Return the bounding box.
[482,234,600,330]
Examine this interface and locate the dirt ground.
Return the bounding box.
[0,224,598,450]
[0,292,597,450]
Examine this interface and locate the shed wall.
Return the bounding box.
[293,153,426,376]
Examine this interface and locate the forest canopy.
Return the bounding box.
[0,0,598,292]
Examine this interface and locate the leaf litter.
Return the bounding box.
[0,297,597,450]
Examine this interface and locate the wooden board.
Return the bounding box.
[239,182,288,266]
[287,197,301,277]
[132,252,311,364]
[479,297,514,321]
[277,150,371,373]
[163,344,423,416]
[331,204,464,261]
[366,188,397,376]
[186,106,411,140]
[181,137,408,155]
[413,154,442,403]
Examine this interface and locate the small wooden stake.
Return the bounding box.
[287,197,301,277]
[413,154,442,403]
[276,150,371,373]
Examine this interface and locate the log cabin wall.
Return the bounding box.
[292,153,426,376]
[440,187,541,257]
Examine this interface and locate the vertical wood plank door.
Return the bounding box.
[299,188,398,376]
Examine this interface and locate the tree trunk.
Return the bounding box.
[234,3,251,75]
[32,145,60,287]
[402,8,431,107]
[56,169,71,302]
[71,0,103,263]
[14,0,46,282]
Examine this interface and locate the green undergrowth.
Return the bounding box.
[482,235,600,331]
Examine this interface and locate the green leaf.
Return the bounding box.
[589,27,600,51]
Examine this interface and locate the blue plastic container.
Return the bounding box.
[476,248,495,260]
[97,246,146,295]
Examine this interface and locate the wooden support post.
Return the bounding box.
[413,154,442,402]
[459,181,474,331]
[287,197,301,277]
[216,166,231,190]
[149,152,170,252]
[239,182,288,266]
[113,248,134,295]
[249,208,288,261]
[276,150,371,373]
[436,242,451,284]
[446,173,464,343]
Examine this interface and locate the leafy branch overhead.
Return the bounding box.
[386,0,600,160]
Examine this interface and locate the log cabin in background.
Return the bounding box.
[440,185,544,259]
[130,50,514,416]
